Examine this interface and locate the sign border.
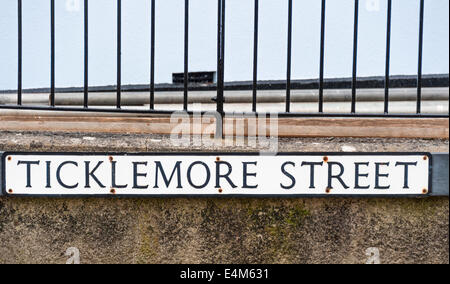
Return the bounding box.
[0,151,435,198]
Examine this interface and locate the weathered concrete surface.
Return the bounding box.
[0,131,448,264]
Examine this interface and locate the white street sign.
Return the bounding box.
[2,153,430,196]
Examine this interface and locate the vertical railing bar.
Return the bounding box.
[384,0,392,114]
[220,0,226,137]
[351,0,359,113]
[17,0,22,106]
[216,0,225,138]
[84,0,88,108]
[252,0,259,113]
[417,0,424,114]
[117,0,121,109]
[184,0,189,111]
[216,0,225,116]
[318,0,326,113]
[286,0,292,113]
[50,0,55,107]
[150,0,155,110]
[221,0,225,107]
[217,0,221,114]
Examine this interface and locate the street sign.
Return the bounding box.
[1,152,433,197]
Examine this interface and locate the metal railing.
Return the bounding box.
[0,0,449,119]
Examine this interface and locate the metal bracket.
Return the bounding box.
[431,153,449,196]
[0,152,2,197]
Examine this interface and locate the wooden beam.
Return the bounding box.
[0,115,448,139]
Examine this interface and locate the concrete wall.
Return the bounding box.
[0,131,448,264]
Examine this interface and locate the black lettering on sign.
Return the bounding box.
[57,161,79,189]
[375,162,390,190]
[280,162,296,190]
[395,162,417,189]
[17,160,40,188]
[46,161,51,188]
[301,162,323,189]
[242,162,258,189]
[112,161,128,189]
[133,162,149,189]
[85,161,105,188]
[354,162,370,189]
[187,161,211,189]
[215,161,237,189]
[154,161,182,189]
[327,162,350,189]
